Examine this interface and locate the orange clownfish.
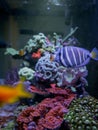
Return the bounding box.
[0,82,32,106]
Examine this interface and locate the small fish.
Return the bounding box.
[19,49,26,56]
[53,46,98,67]
[0,81,32,106]
[32,49,42,58]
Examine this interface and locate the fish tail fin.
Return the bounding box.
[90,47,98,60]
[16,82,32,98]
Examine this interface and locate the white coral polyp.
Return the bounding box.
[18,67,35,80]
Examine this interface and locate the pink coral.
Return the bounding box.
[29,85,49,95]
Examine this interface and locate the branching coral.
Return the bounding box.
[17,87,76,130]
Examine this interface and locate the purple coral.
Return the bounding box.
[56,66,88,87]
[4,68,19,85]
[35,54,59,82]
[56,66,88,96]
[35,54,88,95]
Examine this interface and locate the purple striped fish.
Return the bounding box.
[54,46,98,67]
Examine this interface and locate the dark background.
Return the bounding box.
[65,0,98,98]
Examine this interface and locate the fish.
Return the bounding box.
[0,81,32,106]
[53,46,98,67]
[18,49,26,56]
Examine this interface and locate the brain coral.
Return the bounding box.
[35,54,59,82]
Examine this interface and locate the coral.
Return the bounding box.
[18,67,35,80]
[52,32,62,45]
[4,47,19,55]
[5,28,79,57]
[41,105,65,129]
[3,31,94,130]
[29,85,49,95]
[64,36,80,46]
[62,27,78,43]
[35,54,59,82]
[24,33,47,53]
[1,120,15,130]
[0,103,18,129]
[35,55,88,95]
[56,66,88,87]
[14,105,28,117]
[32,49,42,59]
[64,96,98,130]
[17,87,76,130]
[0,104,29,129]
[35,54,88,87]
[30,85,75,98]
[42,44,56,53]
[4,68,19,85]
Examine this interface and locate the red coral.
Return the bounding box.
[17,87,76,130]
[29,85,49,95]
[43,115,63,129]
[42,105,67,129]
[30,85,74,96]
[32,49,42,59]
[46,87,69,95]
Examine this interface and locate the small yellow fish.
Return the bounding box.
[19,49,26,56]
[0,82,32,106]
